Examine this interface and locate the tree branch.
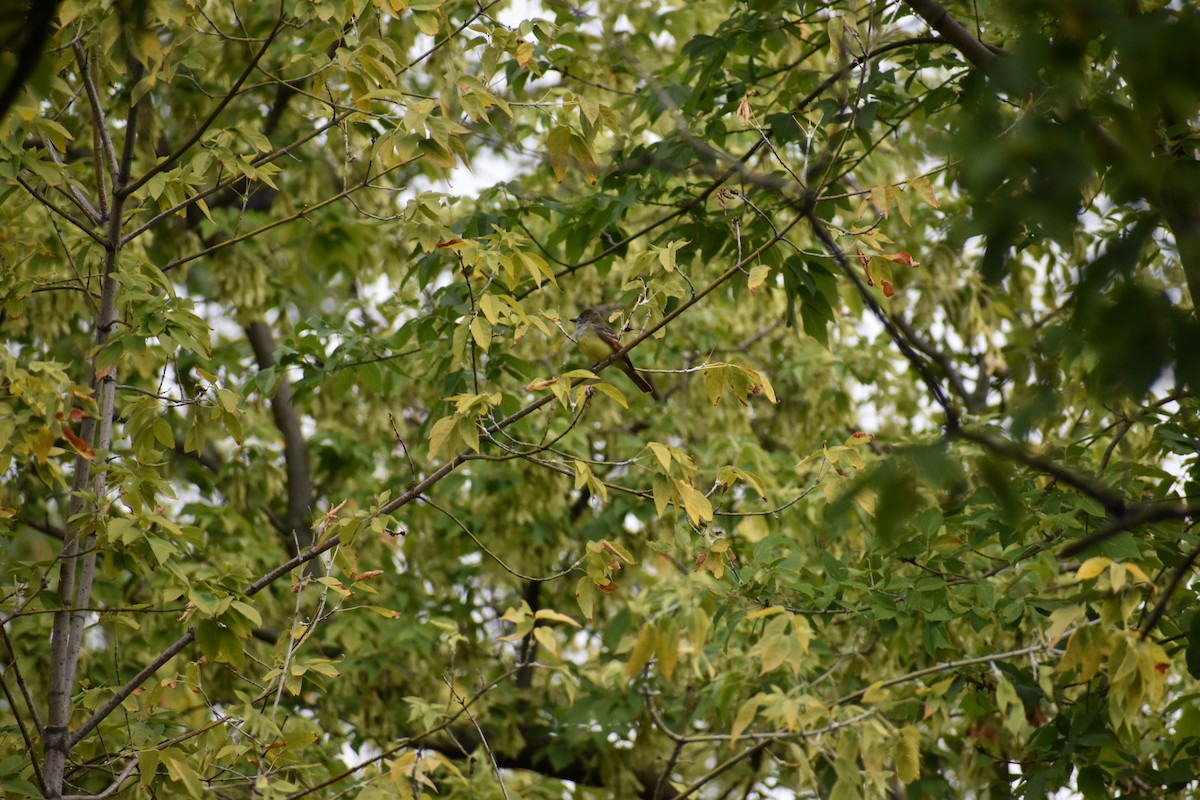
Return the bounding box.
[902,0,997,69]
[246,321,314,557]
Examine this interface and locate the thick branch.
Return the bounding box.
[902,0,997,69]
[43,43,144,800]
[246,321,314,557]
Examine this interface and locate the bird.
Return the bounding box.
[570,308,656,396]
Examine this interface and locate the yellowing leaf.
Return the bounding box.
[458,416,480,452]
[647,442,672,471]
[515,40,535,69]
[909,176,940,208]
[1046,604,1083,644]
[478,293,502,324]
[1076,557,1112,582]
[730,696,761,747]
[465,316,489,350]
[547,125,571,183]
[748,264,770,292]
[624,622,658,678]
[427,415,457,459]
[863,681,890,703]
[888,185,911,226]
[675,480,713,527]
[533,626,559,658]
[655,624,680,680]
[592,382,628,409]
[894,726,921,783]
[533,608,582,627]
[575,576,597,621]
[1124,562,1153,585]
[705,365,726,405]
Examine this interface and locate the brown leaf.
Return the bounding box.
[62,428,94,460]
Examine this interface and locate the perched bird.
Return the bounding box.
[571,308,656,396]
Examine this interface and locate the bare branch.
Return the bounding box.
[62,758,138,800]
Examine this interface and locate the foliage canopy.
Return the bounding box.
[3,0,1200,798]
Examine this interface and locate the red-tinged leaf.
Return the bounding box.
[856,249,869,268]
[525,378,557,391]
[882,280,895,297]
[436,238,465,248]
[890,252,916,266]
[597,581,619,594]
[69,407,86,422]
[355,570,385,581]
[62,428,94,460]
[1156,662,1169,675]
[693,552,707,572]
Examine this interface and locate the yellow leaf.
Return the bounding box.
[894,726,921,783]
[478,294,502,324]
[1055,625,1106,682]
[889,185,911,226]
[863,681,890,703]
[730,696,761,747]
[909,176,940,208]
[1109,561,1126,592]
[533,626,559,658]
[748,264,770,292]
[655,623,680,680]
[1076,557,1112,582]
[868,184,889,217]
[705,365,726,405]
[515,40,535,69]
[647,442,672,471]
[747,615,790,673]
[592,382,628,409]
[457,416,479,452]
[573,460,594,491]
[1046,604,1082,644]
[427,416,457,459]
[546,125,571,183]
[675,480,713,527]
[533,608,582,628]
[792,615,812,654]
[624,623,658,678]
[575,576,597,621]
